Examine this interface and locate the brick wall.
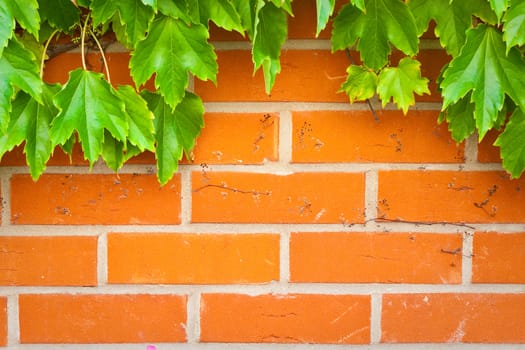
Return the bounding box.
[0,1,524,349]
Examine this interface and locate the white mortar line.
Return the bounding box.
[463,133,479,168]
[365,170,378,227]
[1,169,11,226]
[279,111,293,165]
[280,230,291,283]
[462,231,474,285]
[97,232,108,286]
[370,293,382,344]
[180,168,193,225]
[185,292,201,344]
[7,294,18,346]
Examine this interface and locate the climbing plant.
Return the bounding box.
[0,0,524,185]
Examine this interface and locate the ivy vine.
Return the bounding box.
[0,0,524,185]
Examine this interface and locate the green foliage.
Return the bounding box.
[0,0,524,183]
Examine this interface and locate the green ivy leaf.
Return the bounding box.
[115,85,155,152]
[231,0,262,38]
[199,0,244,32]
[157,0,192,22]
[316,0,335,36]
[503,0,525,53]
[408,0,472,56]
[332,0,418,70]
[489,0,509,21]
[6,0,40,40]
[142,91,204,185]
[130,15,217,110]
[0,37,43,133]
[339,65,378,103]
[141,0,157,11]
[0,3,15,56]
[269,0,293,15]
[494,108,525,178]
[441,25,525,140]
[100,131,143,171]
[439,94,476,143]
[377,57,429,114]
[51,69,128,165]
[39,0,80,32]
[252,2,287,94]
[91,0,155,47]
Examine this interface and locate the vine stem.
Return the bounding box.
[40,29,59,79]
[80,13,91,70]
[89,30,111,84]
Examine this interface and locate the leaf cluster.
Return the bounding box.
[1,0,525,183]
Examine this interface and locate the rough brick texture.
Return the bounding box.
[0,0,523,348]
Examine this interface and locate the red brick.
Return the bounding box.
[0,236,97,286]
[200,294,370,344]
[290,232,462,283]
[19,294,187,343]
[194,50,349,102]
[191,113,279,164]
[382,293,525,343]
[478,129,501,163]
[472,232,525,283]
[0,297,5,347]
[11,174,181,225]
[192,171,365,223]
[378,171,525,223]
[108,233,279,284]
[292,110,463,163]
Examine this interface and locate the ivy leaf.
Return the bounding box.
[494,108,525,178]
[269,0,293,15]
[91,0,155,47]
[101,131,143,171]
[332,0,418,70]
[0,3,15,56]
[0,83,60,179]
[130,15,217,110]
[141,0,157,11]
[438,94,476,143]
[441,25,525,140]
[231,0,263,38]
[339,65,378,103]
[115,85,155,152]
[142,91,204,185]
[6,0,40,40]
[157,0,192,22]
[489,0,509,22]
[503,0,525,53]
[252,2,287,94]
[51,69,128,165]
[39,0,80,32]
[0,37,43,133]
[351,0,366,12]
[408,0,472,56]
[199,0,244,33]
[316,0,335,36]
[377,57,430,114]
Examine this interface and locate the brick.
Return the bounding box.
[0,236,97,286]
[0,297,5,347]
[192,171,365,223]
[11,174,181,225]
[382,293,525,343]
[472,232,525,283]
[292,110,464,163]
[200,294,370,344]
[191,113,279,164]
[19,294,187,343]
[478,129,501,163]
[378,171,525,223]
[108,233,279,284]
[290,232,462,283]
[194,50,349,102]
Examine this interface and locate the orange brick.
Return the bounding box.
[0,236,97,286]
[292,110,463,163]
[108,233,279,284]
[0,297,5,347]
[478,129,501,163]
[200,294,370,344]
[191,113,279,164]
[413,50,450,102]
[472,232,525,283]
[11,174,181,225]
[19,294,187,343]
[290,232,462,283]
[194,50,349,102]
[192,171,365,223]
[382,293,525,343]
[378,171,525,223]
